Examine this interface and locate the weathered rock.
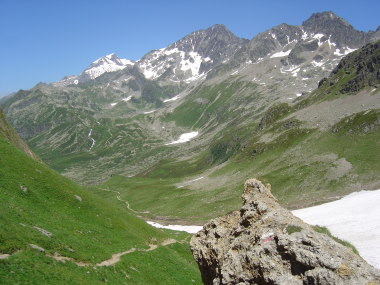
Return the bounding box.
[190,179,380,285]
[33,226,52,238]
[74,195,82,202]
[29,244,45,253]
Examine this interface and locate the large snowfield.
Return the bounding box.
[148,189,380,269]
[293,189,380,269]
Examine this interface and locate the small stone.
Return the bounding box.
[20,185,28,193]
[29,244,45,252]
[74,195,82,202]
[33,226,52,238]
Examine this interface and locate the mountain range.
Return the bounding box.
[1,10,380,284]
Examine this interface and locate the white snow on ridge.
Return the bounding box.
[84,53,134,80]
[147,221,202,234]
[270,50,291,58]
[166,131,199,145]
[138,47,209,82]
[311,60,325,67]
[334,47,358,56]
[110,102,117,107]
[293,189,380,269]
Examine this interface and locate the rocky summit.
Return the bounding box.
[190,179,380,285]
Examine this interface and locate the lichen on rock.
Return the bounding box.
[190,179,380,285]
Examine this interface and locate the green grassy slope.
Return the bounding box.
[0,109,39,160]
[0,125,201,283]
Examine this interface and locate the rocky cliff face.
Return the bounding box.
[190,179,380,285]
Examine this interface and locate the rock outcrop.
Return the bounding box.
[190,179,380,285]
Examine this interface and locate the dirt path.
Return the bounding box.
[96,248,137,266]
[100,187,150,214]
[43,238,178,267]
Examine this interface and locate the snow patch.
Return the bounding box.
[293,189,380,269]
[344,47,357,55]
[327,36,337,48]
[291,68,300,77]
[88,129,96,151]
[110,102,117,107]
[312,60,325,67]
[144,110,156,114]
[166,131,199,145]
[301,29,309,40]
[163,95,180,103]
[270,50,291,58]
[146,221,202,234]
[122,96,132,102]
[186,176,204,183]
[334,47,357,57]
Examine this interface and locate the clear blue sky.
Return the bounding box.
[1,0,379,95]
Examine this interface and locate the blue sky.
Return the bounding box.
[1,0,379,95]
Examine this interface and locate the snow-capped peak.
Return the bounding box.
[84,53,134,80]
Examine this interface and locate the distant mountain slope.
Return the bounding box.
[0,114,201,284]
[0,108,39,160]
[304,39,380,103]
[54,53,135,86]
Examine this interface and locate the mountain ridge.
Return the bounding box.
[50,11,379,88]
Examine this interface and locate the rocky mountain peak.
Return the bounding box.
[303,11,369,48]
[88,53,133,70]
[168,23,247,57]
[52,53,134,86]
[137,24,247,82]
[83,53,132,79]
[191,179,380,285]
[303,11,351,29]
